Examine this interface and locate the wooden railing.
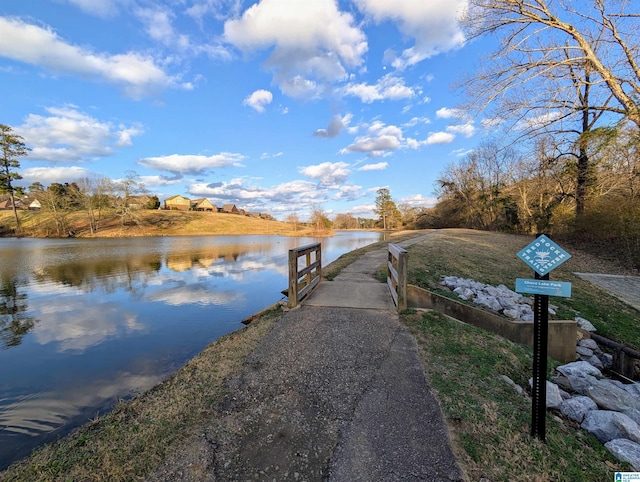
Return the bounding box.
[288,243,322,308]
[387,243,408,312]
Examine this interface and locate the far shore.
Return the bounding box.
[0,209,374,239]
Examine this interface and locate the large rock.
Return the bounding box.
[625,409,640,426]
[575,317,597,332]
[624,383,640,398]
[559,396,598,423]
[555,361,601,394]
[585,379,640,412]
[578,338,600,353]
[581,410,640,444]
[529,378,563,409]
[605,439,640,471]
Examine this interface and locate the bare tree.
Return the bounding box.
[461,1,640,217]
[285,213,300,232]
[462,0,640,128]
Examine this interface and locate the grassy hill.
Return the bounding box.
[0,209,321,238]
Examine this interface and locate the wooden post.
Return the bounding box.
[288,248,298,308]
[387,243,408,312]
[397,248,407,312]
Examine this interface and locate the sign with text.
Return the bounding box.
[516,278,572,297]
[516,234,571,276]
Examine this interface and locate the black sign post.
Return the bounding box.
[531,271,549,441]
[516,234,572,443]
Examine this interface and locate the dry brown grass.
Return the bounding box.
[0,209,320,238]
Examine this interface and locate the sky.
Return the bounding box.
[0,0,495,221]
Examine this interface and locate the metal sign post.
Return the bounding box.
[516,234,571,442]
[531,271,549,440]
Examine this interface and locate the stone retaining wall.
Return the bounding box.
[407,284,576,363]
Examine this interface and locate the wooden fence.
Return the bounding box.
[387,243,408,312]
[288,243,322,308]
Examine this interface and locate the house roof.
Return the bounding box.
[165,195,190,202]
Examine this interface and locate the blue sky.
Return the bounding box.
[0,0,494,221]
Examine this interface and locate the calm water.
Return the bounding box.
[0,231,384,470]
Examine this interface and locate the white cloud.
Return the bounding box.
[333,184,362,201]
[400,193,437,208]
[17,106,143,162]
[65,0,126,18]
[243,89,273,113]
[436,107,465,119]
[343,74,414,103]
[426,131,455,144]
[314,113,353,138]
[0,17,184,98]
[354,0,466,69]
[403,116,431,127]
[300,161,351,186]
[21,166,93,184]
[139,153,245,175]
[341,121,404,157]
[189,178,323,206]
[138,175,184,187]
[224,0,367,97]
[358,162,388,171]
[446,123,476,137]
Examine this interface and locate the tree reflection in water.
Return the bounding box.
[0,274,38,349]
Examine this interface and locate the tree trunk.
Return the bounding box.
[9,191,20,234]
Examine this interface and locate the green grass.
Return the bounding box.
[405,229,640,349]
[403,309,628,481]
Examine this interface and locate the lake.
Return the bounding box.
[0,231,385,470]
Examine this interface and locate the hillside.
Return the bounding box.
[0,209,321,238]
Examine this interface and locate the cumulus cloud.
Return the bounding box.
[354,0,466,69]
[0,17,185,98]
[358,162,388,171]
[224,0,367,97]
[436,107,466,119]
[300,161,350,186]
[333,184,362,201]
[189,178,323,207]
[343,74,415,103]
[17,105,143,162]
[447,123,476,137]
[139,153,245,175]
[426,131,455,144]
[243,89,273,112]
[314,114,353,138]
[400,193,437,208]
[21,166,93,184]
[341,121,405,157]
[64,0,126,17]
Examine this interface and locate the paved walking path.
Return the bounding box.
[203,234,464,481]
[574,273,640,312]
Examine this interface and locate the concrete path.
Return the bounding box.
[207,235,464,481]
[574,273,640,312]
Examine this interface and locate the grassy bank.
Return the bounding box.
[1,229,636,480]
[404,229,640,349]
[0,209,322,238]
[403,310,624,481]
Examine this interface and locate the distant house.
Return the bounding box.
[260,213,274,220]
[28,199,42,210]
[220,203,240,214]
[0,199,21,210]
[128,195,153,210]
[191,198,216,212]
[247,212,261,218]
[164,195,191,211]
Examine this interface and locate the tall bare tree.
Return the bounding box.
[0,124,30,233]
[462,0,640,128]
